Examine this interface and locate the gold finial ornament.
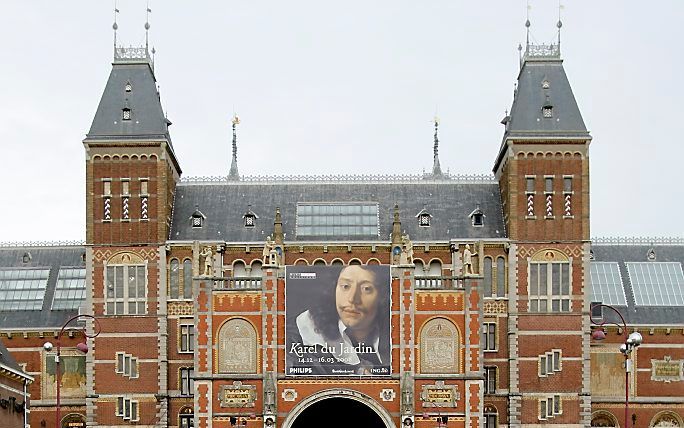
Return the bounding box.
[232,114,240,126]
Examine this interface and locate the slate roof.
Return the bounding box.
[85,59,172,143]
[0,245,86,329]
[170,178,506,242]
[590,243,684,326]
[504,50,590,141]
[0,340,22,373]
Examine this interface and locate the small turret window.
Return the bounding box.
[542,106,553,118]
[122,108,131,120]
[125,82,132,92]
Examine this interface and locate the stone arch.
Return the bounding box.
[312,258,327,266]
[591,410,619,427]
[348,258,363,265]
[651,411,684,427]
[427,259,442,276]
[529,248,570,262]
[419,317,460,374]
[366,257,381,265]
[330,258,344,267]
[107,251,145,264]
[293,258,309,266]
[282,389,393,428]
[217,318,258,373]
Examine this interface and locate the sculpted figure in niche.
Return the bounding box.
[199,246,213,276]
[263,236,279,265]
[399,234,414,265]
[462,244,477,276]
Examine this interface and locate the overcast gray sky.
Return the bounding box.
[1,1,682,242]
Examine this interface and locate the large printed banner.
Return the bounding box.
[285,265,391,376]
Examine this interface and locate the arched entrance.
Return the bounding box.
[283,389,393,428]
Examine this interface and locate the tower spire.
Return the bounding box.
[113,1,119,55]
[525,2,531,52]
[145,1,151,52]
[432,117,443,177]
[557,2,564,51]
[228,114,240,180]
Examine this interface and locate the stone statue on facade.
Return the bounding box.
[399,234,414,266]
[462,244,477,276]
[199,246,214,276]
[262,236,280,266]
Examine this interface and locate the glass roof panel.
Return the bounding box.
[52,268,86,311]
[627,262,684,306]
[0,268,50,311]
[589,262,627,305]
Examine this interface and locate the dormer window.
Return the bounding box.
[122,108,131,121]
[469,206,485,227]
[22,252,32,264]
[542,79,550,89]
[190,206,206,228]
[243,207,258,228]
[125,81,132,92]
[542,106,553,118]
[415,207,432,228]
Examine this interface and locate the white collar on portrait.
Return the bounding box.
[295,310,383,365]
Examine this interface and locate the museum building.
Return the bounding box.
[1,25,683,428]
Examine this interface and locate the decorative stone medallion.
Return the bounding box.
[420,318,459,374]
[380,389,396,402]
[282,389,298,402]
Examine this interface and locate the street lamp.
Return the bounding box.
[590,303,643,428]
[43,315,101,428]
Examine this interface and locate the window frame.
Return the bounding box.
[179,322,195,353]
[528,260,571,313]
[180,367,194,396]
[483,322,497,352]
[105,263,148,315]
[484,366,497,394]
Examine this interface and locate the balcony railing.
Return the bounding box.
[219,277,262,290]
[414,276,464,290]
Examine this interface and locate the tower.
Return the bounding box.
[82,41,180,426]
[494,24,592,427]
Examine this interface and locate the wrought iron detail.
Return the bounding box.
[114,46,152,63]
[181,172,496,184]
[591,237,684,246]
[526,43,560,59]
[0,241,86,247]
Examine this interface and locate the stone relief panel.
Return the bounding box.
[218,318,258,374]
[420,318,459,374]
[590,350,625,397]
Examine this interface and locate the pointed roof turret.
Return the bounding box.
[85,46,172,144]
[432,117,443,178]
[228,115,240,181]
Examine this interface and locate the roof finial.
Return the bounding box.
[432,116,443,177]
[113,1,119,56]
[145,1,151,52]
[557,1,564,51]
[228,114,240,180]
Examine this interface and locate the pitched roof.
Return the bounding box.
[505,48,590,140]
[170,177,506,243]
[0,245,86,329]
[590,242,684,326]
[85,52,172,143]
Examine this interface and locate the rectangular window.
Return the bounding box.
[483,322,496,351]
[180,367,194,396]
[121,179,130,196]
[117,397,138,421]
[180,415,194,428]
[296,203,379,237]
[115,352,138,378]
[539,399,547,420]
[105,265,147,315]
[484,366,496,394]
[553,350,561,371]
[103,179,112,196]
[140,179,148,195]
[539,355,547,376]
[52,268,86,310]
[526,176,535,192]
[545,176,554,193]
[484,414,497,428]
[180,323,195,353]
[563,176,572,192]
[529,262,571,313]
[554,395,561,414]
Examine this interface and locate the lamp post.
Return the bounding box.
[590,303,643,428]
[43,315,101,428]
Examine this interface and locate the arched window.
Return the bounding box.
[420,317,459,374]
[182,259,192,299]
[179,407,194,428]
[484,405,498,428]
[218,318,257,374]
[483,257,493,296]
[313,259,326,266]
[496,257,506,297]
[331,259,344,267]
[349,259,362,265]
[529,249,571,312]
[590,411,618,427]
[233,262,247,289]
[169,259,180,299]
[651,411,683,427]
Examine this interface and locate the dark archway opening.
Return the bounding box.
[291,397,386,428]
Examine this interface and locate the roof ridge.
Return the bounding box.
[180,173,497,184]
[592,237,684,246]
[0,241,86,248]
